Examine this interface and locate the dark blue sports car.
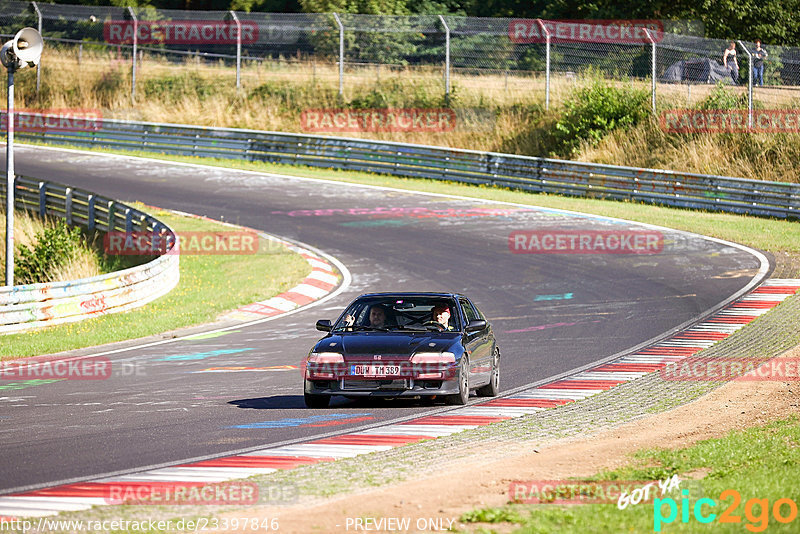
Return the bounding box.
[303,292,500,408]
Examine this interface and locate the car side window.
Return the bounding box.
[460,298,478,325]
[471,301,486,320]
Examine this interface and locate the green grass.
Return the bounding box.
[459,416,800,533]
[2,206,313,359]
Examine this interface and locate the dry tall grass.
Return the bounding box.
[579,120,800,182]
[5,48,800,182]
[0,211,102,284]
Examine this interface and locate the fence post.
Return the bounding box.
[5,74,15,286]
[536,19,550,110]
[38,181,46,217]
[31,1,42,97]
[127,6,137,104]
[737,40,753,129]
[645,28,656,116]
[108,200,115,231]
[65,187,73,226]
[229,11,241,89]
[88,194,96,230]
[333,12,344,97]
[438,15,451,101]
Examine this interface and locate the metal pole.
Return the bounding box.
[738,40,753,129]
[5,69,15,286]
[32,2,42,97]
[645,29,656,115]
[536,19,550,110]
[333,13,344,97]
[438,15,450,100]
[230,11,241,89]
[128,6,137,104]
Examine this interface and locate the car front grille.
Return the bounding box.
[342,379,408,390]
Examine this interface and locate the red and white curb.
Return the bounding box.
[228,244,339,321]
[161,209,341,322]
[2,279,798,518]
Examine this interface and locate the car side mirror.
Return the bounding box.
[316,319,332,332]
[465,319,486,333]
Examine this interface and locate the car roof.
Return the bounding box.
[355,292,464,299]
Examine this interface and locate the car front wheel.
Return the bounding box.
[304,380,331,408]
[446,357,469,405]
[304,392,330,408]
[476,347,500,397]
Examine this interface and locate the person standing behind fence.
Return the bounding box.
[723,41,738,84]
[753,40,768,86]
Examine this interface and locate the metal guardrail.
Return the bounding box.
[0,175,179,335]
[10,113,799,220]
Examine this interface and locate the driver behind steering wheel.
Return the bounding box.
[432,303,454,331]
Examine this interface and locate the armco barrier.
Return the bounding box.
[0,175,179,335]
[8,113,800,220]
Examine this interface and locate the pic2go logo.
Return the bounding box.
[654,489,798,532]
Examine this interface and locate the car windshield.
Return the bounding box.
[332,296,461,332]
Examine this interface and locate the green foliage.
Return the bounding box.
[698,82,748,110]
[92,67,126,108]
[553,81,649,156]
[461,506,527,524]
[300,0,410,14]
[142,72,214,102]
[248,77,447,111]
[26,0,800,46]
[248,80,338,111]
[15,220,83,285]
[230,0,302,11]
[348,78,447,108]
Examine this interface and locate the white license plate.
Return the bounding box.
[351,364,402,377]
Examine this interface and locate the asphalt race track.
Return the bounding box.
[0,146,769,494]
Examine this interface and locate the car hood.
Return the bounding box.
[314,332,460,359]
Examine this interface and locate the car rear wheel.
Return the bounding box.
[446,357,469,405]
[476,347,500,397]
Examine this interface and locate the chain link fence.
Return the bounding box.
[1,3,800,117]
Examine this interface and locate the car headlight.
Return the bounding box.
[305,352,344,379]
[410,352,456,380]
[307,352,344,363]
[410,352,455,364]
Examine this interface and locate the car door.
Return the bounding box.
[459,298,491,385]
[470,300,495,377]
